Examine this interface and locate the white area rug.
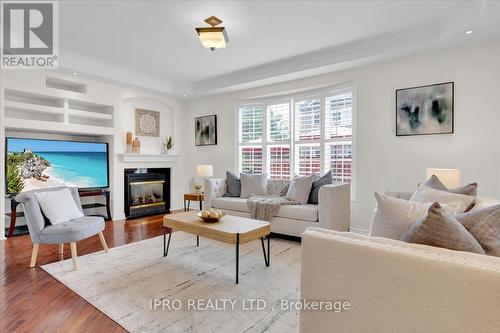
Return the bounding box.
[41,232,301,333]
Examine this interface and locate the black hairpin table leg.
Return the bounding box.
[236,233,240,284]
[163,227,172,257]
[261,235,271,267]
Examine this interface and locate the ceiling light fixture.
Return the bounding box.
[466,30,473,35]
[72,72,78,76]
[195,16,228,51]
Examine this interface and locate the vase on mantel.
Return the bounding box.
[132,138,141,154]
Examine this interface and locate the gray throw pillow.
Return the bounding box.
[425,174,478,196]
[455,204,500,257]
[308,170,333,204]
[401,202,485,255]
[222,171,241,197]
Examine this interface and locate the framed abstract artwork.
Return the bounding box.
[195,115,217,146]
[396,82,454,136]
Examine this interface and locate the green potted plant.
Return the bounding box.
[7,166,24,194]
[164,136,173,153]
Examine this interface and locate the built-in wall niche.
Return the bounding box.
[5,89,66,123]
[45,77,87,94]
[68,99,114,128]
[3,88,115,135]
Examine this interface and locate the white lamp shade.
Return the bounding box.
[197,165,213,177]
[426,168,461,188]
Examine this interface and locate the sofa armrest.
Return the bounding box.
[203,178,226,208]
[318,183,350,231]
[300,227,500,333]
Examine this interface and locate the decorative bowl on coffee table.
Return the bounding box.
[197,212,224,223]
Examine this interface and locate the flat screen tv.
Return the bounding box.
[6,138,109,194]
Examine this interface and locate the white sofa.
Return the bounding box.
[300,227,500,333]
[204,178,350,237]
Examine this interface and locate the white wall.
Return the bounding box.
[186,39,500,233]
[0,71,189,237]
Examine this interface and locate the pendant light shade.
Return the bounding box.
[195,16,229,51]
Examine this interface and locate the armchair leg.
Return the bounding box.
[70,242,78,270]
[98,232,108,252]
[58,243,64,255]
[30,243,39,268]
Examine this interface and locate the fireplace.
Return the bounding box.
[124,168,170,218]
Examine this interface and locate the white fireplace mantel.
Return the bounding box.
[118,153,180,163]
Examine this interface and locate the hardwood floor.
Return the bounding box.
[0,214,168,333]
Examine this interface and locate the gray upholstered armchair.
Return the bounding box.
[15,186,108,270]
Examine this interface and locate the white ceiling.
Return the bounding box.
[58,0,500,96]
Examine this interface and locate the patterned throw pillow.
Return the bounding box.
[34,188,84,224]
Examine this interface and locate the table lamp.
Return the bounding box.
[197,165,213,178]
[196,165,213,193]
[426,168,460,188]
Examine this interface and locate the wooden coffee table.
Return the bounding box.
[163,211,271,284]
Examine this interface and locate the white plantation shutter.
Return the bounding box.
[326,142,352,182]
[295,143,321,176]
[267,103,290,142]
[267,145,290,179]
[295,98,321,141]
[238,105,264,174]
[266,103,291,179]
[239,146,263,174]
[324,92,353,183]
[239,106,263,143]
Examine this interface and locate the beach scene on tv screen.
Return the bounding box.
[6,138,108,193]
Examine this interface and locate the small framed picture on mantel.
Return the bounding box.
[396,82,454,136]
[195,115,217,146]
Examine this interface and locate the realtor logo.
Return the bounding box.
[1,1,58,69]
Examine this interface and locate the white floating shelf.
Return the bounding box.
[5,117,115,136]
[69,109,113,120]
[5,100,65,115]
[119,153,180,163]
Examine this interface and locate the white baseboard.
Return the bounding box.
[350,226,369,235]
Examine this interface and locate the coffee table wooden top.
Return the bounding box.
[163,211,270,245]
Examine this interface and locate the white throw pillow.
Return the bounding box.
[370,193,455,240]
[409,185,475,214]
[35,188,84,224]
[286,175,315,204]
[240,173,268,198]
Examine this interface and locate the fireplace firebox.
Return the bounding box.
[124,168,170,218]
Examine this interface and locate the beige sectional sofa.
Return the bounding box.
[300,226,500,332]
[204,178,350,237]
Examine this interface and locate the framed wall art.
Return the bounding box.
[195,115,217,146]
[135,109,160,137]
[396,82,454,136]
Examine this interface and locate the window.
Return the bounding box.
[266,103,291,179]
[237,85,355,197]
[324,92,353,183]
